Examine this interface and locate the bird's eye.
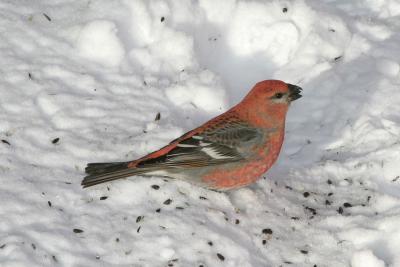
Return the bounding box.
[274,92,284,99]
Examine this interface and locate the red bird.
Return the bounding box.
[82,80,302,190]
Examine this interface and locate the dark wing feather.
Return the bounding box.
[137,119,261,169]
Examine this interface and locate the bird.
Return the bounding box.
[81,80,302,190]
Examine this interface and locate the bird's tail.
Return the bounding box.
[82,162,147,188]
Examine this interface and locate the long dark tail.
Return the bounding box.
[82,162,147,188]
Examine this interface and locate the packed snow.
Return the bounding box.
[1,0,400,266]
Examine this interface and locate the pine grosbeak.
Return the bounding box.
[82,80,302,190]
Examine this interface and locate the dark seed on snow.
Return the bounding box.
[343,202,352,208]
[151,184,160,190]
[327,179,333,184]
[137,226,141,233]
[1,139,10,145]
[48,201,52,207]
[291,216,300,220]
[43,13,52,21]
[52,255,57,262]
[235,219,240,224]
[156,208,161,213]
[0,244,5,249]
[73,228,84,233]
[217,253,225,261]
[208,241,213,246]
[163,199,172,205]
[262,239,267,245]
[338,207,344,214]
[136,216,143,223]
[300,250,308,254]
[96,255,100,259]
[328,192,333,196]
[282,7,288,13]
[155,112,161,121]
[28,73,33,79]
[116,238,119,242]
[303,192,310,198]
[161,17,165,22]
[199,196,207,200]
[176,206,184,210]
[100,196,108,200]
[305,206,317,215]
[31,243,36,250]
[325,200,331,205]
[262,228,273,235]
[52,138,60,144]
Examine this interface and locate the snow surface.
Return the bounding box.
[1,0,400,266]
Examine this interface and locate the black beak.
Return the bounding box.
[288,84,302,101]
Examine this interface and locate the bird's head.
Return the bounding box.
[238,80,302,126]
[248,80,302,104]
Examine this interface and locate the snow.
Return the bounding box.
[1,0,400,266]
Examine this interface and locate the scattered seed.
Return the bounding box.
[28,73,33,79]
[1,139,10,145]
[115,238,119,242]
[343,202,352,208]
[325,200,331,205]
[262,228,273,235]
[31,243,36,250]
[367,196,371,202]
[156,208,161,213]
[65,182,71,184]
[262,239,267,245]
[216,253,225,261]
[329,28,336,32]
[163,199,172,205]
[300,250,308,254]
[43,13,51,21]
[52,138,59,144]
[137,226,141,233]
[392,176,399,182]
[136,216,143,223]
[282,7,288,13]
[334,56,342,61]
[52,255,57,262]
[199,196,207,200]
[155,112,161,121]
[161,17,165,22]
[305,206,317,215]
[303,192,310,198]
[327,179,333,184]
[73,228,84,233]
[285,185,293,190]
[235,219,240,225]
[338,207,344,214]
[291,216,300,220]
[100,196,108,200]
[0,244,5,249]
[96,255,100,260]
[284,261,293,264]
[151,184,160,190]
[48,201,52,207]
[175,206,184,210]
[207,241,213,246]
[328,192,333,196]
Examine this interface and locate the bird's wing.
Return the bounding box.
[136,118,262,169]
